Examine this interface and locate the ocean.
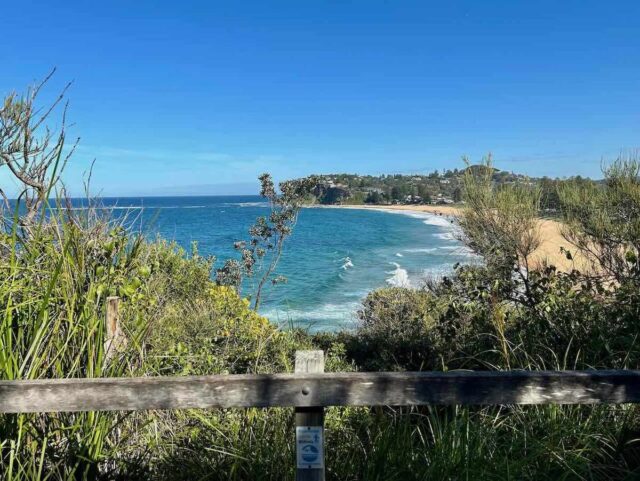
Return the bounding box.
[95,195,473,331]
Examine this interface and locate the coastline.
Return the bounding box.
[310,203,461,217]
[309,203,581,272]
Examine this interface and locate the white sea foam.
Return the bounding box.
[73,205,208,211]
[150,205,207,209]
[69,206,143,211]
[372,208,453,225]
[217,201,269,208]
[405,247,439,253]
[421,216,454,227]
[386,262,411,287]
[341,257,354,270]
[405,245,476,257]
[395,252,404,257]
[374,208,462,244]
[433,231,457,241]
[261,301,360,331]
[235,201,269,207]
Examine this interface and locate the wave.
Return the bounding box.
[395,252,404,257]
[72,205,208,211]
[260,301,360,331]
[374,208,454,226]
[148,205,207,209]
[341,256,354,270]
[373,208,461,243]
[386,262,411,288]
[405,247,438,253]
[422,216,454,227]
[234,201,269,207]
[405,245,476,256]
[433,231,457,241]
[69,206,143,211]
[212,201,269,208]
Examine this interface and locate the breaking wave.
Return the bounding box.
[386,262,411,287]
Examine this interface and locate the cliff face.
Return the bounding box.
[313,183,352,204]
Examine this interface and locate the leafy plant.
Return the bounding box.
[217,173,318,310]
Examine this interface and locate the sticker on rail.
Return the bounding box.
[296,426,324,469]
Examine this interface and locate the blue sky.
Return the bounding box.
[1,0,638,196]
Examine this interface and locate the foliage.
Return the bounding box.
[0,69,77,232]
[216,173,318,310]
[459,155,541,284]
[559,153,640,283]
[0,204,150,479]
[336,287,438,371]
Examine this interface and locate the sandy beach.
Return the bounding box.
[315,203,582,272]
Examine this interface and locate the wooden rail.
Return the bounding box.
[2,349,640,481]
[7,299,634,479]
[1,369,639,414]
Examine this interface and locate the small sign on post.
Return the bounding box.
[295,350,325,481]
[296,426,324,470]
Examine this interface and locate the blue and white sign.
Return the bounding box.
[296,426,324,469]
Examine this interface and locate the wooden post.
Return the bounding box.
[295,350,325,481]
[104,296,126,362]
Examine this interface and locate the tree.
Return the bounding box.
[559,153,640,284]
[458,155,541,304]
[217,174,318,310]
[365,191,382,204]
[0,70,77,234]
[452,186,462,203]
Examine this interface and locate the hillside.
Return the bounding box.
[311,166,595,211]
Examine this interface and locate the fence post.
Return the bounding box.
[104,296,126,362]
[295,350,325,481]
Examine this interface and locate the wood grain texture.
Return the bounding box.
[104,296,126,362]
[1,370,639,413]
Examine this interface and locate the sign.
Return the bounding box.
[296,426,324,469]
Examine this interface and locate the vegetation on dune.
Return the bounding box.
[1,76,640,480]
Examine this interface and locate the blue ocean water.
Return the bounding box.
[97,196,473,331]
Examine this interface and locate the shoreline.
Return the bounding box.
[308,202,461,217]
[308,203,580,272]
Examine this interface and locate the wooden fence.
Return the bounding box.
[2,352,640,480]
[1,302,639,479]
[2,364,640,413]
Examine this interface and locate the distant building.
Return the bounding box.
[403,194,423,204]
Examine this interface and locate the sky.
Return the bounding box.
[1,0,638,196]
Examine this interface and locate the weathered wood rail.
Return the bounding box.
[2,300,634,479]
[2,368,639,413]
[3,349,639,479]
